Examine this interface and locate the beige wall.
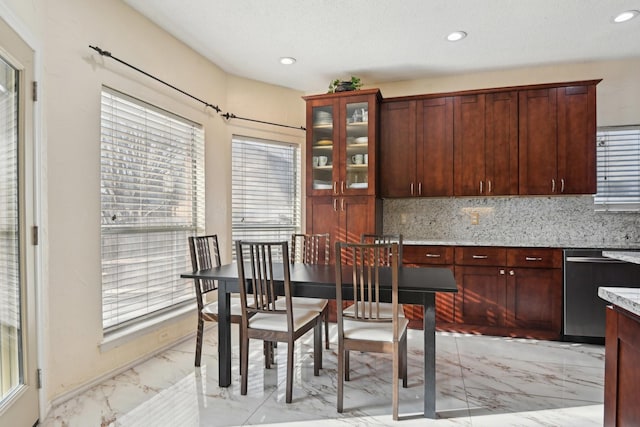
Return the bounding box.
[3,0,640,414]
[1,0,304,406]
[371,58,640,127]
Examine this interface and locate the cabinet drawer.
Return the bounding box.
[455,246,506,266]
[506,248,562,269]
[404,245,454,265]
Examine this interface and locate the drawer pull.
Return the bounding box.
[425,253,441,258]
[525,257,543,262]
[472,255,488,259]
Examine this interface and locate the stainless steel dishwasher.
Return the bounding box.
[563,249,640,343]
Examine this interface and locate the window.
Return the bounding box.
[100,87,205,331]
[231,135,301,257]
[595,125,640,211]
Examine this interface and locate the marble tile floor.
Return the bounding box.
[40,327,605,426]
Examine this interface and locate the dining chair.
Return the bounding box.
[235,240,323,403]
[290,233,331,349]
[189,234,260,367]
[335,241,408,420]
[344,233,406,319]
[361,233,404,265]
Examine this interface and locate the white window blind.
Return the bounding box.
[231,135,301,258]
[100,87,205,331]
[0,55,21,400]
[595,125,640,211]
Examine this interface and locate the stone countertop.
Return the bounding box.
[602,251,640,265]
[404,240,640,249]
[599,287,640,317]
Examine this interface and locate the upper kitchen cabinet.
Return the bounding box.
[519,81,599,195]
[417,97,455,196]
[454,91,518,196]
[380,97,453,197]
[303,89,382,197]
[380,100,417,197]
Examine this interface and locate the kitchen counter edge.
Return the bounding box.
[598,287,640,317]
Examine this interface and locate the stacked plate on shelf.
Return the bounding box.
[314,110,332,125]
[313,180,333,189]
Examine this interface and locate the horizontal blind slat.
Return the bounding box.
[100,88,204,330]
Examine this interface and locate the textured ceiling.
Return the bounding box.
[123,0,640,94]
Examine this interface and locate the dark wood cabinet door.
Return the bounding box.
[380,100,417,197]
[341,196,378,243]
[454,265,506,326]
[417,97,454,196]
[306,196,339,236]
[557,84,597,194]
[519,88,558,195]
[454,94,486,196]
[505,268,562,335]
[306,98,339,197]
[486,91,519,195]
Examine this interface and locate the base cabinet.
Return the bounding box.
[407,245,563,339]
[604,306,640,427]
[403,245,454,328]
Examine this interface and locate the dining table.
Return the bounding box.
[181,262,457,419]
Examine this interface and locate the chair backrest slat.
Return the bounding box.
[188,235,222,309]
[360,233,403,267]
[337,242,399,324]
[291,233,330,265]
[236,241,291,326]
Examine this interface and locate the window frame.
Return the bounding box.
[231,135,302,259]
[99,87,205,332]
[595,124,640,212]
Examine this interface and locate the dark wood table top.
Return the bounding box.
[182,262,457,294]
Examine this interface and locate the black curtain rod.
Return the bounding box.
[89,45,306,132]
[221,113,305,131]
[89,45,221,112]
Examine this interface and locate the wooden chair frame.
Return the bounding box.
[291,233,331,349]
[335,241,408,420]
[236,240,322,403]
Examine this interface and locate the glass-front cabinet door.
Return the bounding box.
[305,89,380,197]
[309,103,337,194]
[343,99,370,192]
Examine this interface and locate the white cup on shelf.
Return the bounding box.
[312,156,319,167]
[364,154,368,164]
[318,156,328,166]
[351,154,364,164]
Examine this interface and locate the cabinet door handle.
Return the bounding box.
[418,182,422,196]
[499,269,505,275]
[509,270,515,276]
[425,253,441,258]
[333,198,337,211]
[479,180,483,194]
[333,182,337,194]
[341,198,345,211]
[551,178,556,193]
[341,181,345,194]
[488,180,492,194]
[472,255,488,259]
[410,182,414,195]
[561,178,565,193]
[525,257,543,262]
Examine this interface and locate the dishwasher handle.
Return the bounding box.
[565,256,628,264]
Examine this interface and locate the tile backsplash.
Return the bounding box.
[384,195,640,249]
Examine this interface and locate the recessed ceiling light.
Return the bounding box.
[446,31,467,42]
[613,10,639,23]
[280,57,296,65]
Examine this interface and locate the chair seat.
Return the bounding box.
[343,317,409,342]
[202,295,254,318]
[275,297,328,312]
[343,302,404,319]
[249,309,319,332]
